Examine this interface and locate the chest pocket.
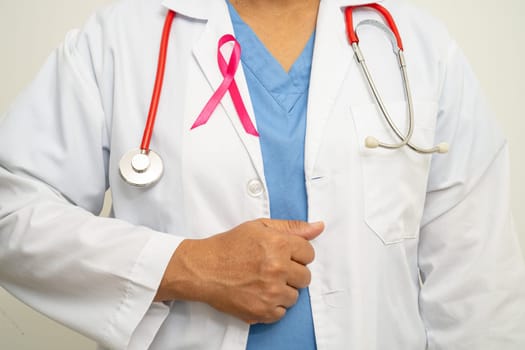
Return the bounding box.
[351,100,438,245]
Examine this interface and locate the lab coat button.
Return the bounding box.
[247,179,264,197]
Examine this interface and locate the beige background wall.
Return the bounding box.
[0,0,523,348]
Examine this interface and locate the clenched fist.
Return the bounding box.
[155,219,324,324]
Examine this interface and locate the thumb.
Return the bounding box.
[259,219,324,241]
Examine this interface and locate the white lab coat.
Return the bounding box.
[0,0,524,348]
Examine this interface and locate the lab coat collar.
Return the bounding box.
[159,0,386,179]
[161,0,384,20]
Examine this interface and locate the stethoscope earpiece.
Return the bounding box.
[365,136,380,149]
[365,135,449,154]
[437,143,450,154]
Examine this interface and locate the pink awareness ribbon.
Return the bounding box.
[191,34,259,137]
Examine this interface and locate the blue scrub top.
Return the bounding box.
[227,3,317,349]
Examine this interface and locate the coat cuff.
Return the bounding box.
[103,232,184,349]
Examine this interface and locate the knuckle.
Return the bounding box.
[258,230,285,250]
[286,220,303,231]
[275,240,291,254]
[259,282,282,303]
[289,289,300,304]
[302,268,312,286]
[290,267,311,289]
[263,259,286,277]
[272,307,287,322]
[261,307,286,324]
[306,268,312,284]
[244,292,286,324]
[307,244,315,262]
[249,300,270,319]
[300,243,315,264]
[267,284,284,299]
[268,232,288,246]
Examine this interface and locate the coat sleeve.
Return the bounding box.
[0,11,183,350]
[418,40,525,349]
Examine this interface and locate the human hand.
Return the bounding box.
[155,219,324,324]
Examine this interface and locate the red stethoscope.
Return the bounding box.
[119,3,448,187]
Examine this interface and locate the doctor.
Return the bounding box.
[0,0,524,349]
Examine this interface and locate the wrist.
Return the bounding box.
[154,238,205,302]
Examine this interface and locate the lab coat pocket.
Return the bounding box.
[351,101,438,244]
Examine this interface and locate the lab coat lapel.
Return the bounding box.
[305,0,384,174]
[162,0,265,182]
[305,2,355,175]
[161,0,386,180]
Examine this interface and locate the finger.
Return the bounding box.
[278,285,300,309]
[259,219,324,241]
[286,261,312,289]
[247,306,287,325]
[288,235,315,265]
[262,306,287,324]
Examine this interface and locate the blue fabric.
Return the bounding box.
[227,3,317,349]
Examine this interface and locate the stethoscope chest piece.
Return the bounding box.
[119,149,164,187]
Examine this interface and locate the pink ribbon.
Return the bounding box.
[191,34,259,137]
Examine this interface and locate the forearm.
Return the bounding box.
[0,168,183,349]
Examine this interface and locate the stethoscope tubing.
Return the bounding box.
[352,42,415,150]
[118,10,175,187]
[140,10,176,152]
[120,4,449,187]
[345,4,448,154]
[345,3,404,50]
